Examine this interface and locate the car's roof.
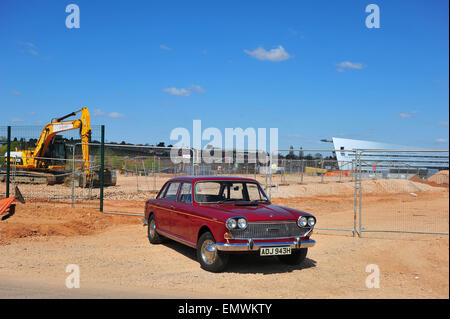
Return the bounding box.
[166,176,258,183]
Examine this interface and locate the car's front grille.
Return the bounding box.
[230,222,311,239]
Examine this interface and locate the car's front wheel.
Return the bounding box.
[197,232,229,272]
[277,248,308,265]
[147,215,163,244]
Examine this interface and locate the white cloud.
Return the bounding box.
[163,87,191,96]
[435,138,448,143]
[398,112,413,118]
[336,61,364,72]
[11,118,24,123]
[108,112,125,119]
[19,41,39,56]
[160,44,172,51]
[438,121,449,127]
[395,110,419,119]
[244,45,292,62]
[12,89,22,96]
[163,85,206,96]
[93,109,125,118]
[190,84,206,93]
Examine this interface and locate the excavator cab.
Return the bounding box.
[42,135,67,168]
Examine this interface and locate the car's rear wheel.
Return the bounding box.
[147,215,163,244]
[197,232,229,272]
[277,248,308,265]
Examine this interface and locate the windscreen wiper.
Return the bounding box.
[216,199,234,204]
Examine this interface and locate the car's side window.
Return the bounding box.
[156,183,169,199]
[195,182,223,203]
[178,183,192,204]
[246,183,262,201]
[162,182,180,201]
[229,183,243,200]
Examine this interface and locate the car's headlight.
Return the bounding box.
[308,217,316,227]
[298,216,308,227]
[237,218,247,229]
[226,218,237,230]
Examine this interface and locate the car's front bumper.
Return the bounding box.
[215,238,315,252]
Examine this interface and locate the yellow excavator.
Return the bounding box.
[2,107,116,187]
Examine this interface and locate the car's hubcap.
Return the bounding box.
[201,240,217,265]
[149,219,156,238]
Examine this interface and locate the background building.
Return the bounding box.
[332,137,449,177]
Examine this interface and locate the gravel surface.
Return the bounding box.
[0,189,448,298]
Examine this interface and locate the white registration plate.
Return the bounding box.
[260,246,291,256]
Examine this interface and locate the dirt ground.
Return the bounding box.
[0,185,448,298]
[2,173,445,202]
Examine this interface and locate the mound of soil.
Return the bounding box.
[410,173,449,188]
[272,178,445,198]
[0,202,139,245]
[428,170,449,186]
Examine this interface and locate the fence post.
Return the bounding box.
[353,155,357,237]
[99,125,105,212]
[5,126,11,198]
[300,159,304,184]
[72,145,75,208]
[358,151,362,237]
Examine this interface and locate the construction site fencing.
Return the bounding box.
[275,149,358,234]
[0,125,102,209]
[354,149,449,235]
[1,125,448,236]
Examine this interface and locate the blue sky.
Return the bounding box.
[0,0,448,149]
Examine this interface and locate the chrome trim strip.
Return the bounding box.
[216,239,316,251]
[248,221,297,224]
[232,235,309,240]
[254,241,297,246]
[156,229,197,248]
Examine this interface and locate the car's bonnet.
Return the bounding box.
[197,203,310,223]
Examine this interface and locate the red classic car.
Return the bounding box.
[143,176,316,272]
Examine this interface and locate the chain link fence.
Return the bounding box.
[0,125,102,209]
[354,150,449,235]
[1,125,448,236]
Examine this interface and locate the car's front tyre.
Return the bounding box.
[197,232,229,272]
[147,214,164,244]
[277,248,308,265]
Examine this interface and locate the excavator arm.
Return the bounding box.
[31,107,91,176]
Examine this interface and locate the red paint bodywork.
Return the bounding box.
[144,176,313,248]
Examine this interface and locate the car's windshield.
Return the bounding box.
[194,181,269,203]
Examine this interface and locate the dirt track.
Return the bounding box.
[0,187,448,298]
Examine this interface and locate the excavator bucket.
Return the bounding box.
[64,169,117,188]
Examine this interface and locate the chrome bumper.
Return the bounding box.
[215,239,315,252]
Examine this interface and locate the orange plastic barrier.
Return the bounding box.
[0,197,15,216]
[323,170,350,177]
